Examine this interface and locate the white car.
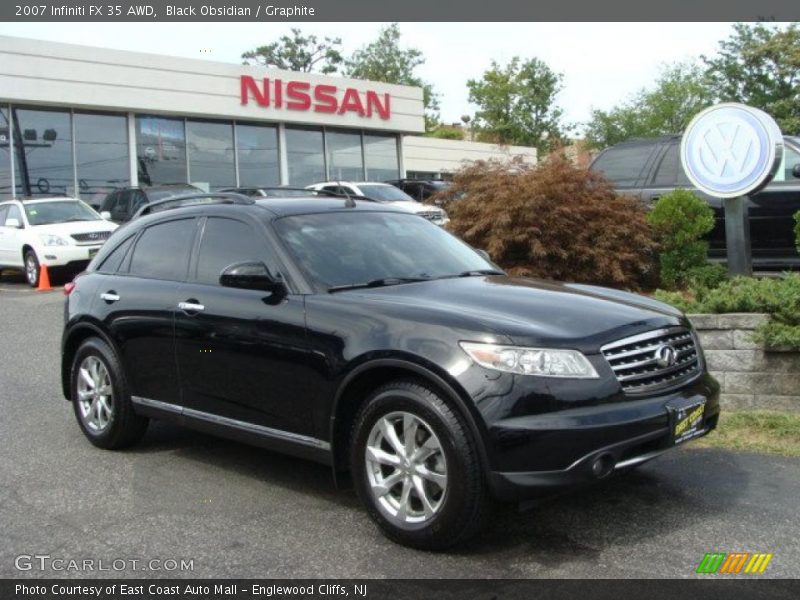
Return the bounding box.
[307,181,450,226]
[0,197,118,287]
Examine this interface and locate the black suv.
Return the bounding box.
[386,178,451,203]
[98,184,201,224]
[590,135,800,269]
[61,193,719,549]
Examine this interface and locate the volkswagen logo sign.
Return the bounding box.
[681,103,783,199]
[655,344,678,368]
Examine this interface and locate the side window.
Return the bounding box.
[113,191,131,217]
[321,185,341,194]
[652,142,680,187]
[196,218,267,286]
[96,235,135,273]
[6,204,22,226]
[130,191,147,214]
[100,192,117,212]
[128,218,196,281]
[592,142,657,188]
[0,205,9,224]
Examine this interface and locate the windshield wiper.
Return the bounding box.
[64,217,91,222]
[455,269,505,277]
[328,277,430,293]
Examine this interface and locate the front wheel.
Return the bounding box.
[24,250,39,287]
[351,380,488,550]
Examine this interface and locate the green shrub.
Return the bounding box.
[647,190,715,289]
[654,274,800,350]
[795,210,800,255]
[685,263,728,291]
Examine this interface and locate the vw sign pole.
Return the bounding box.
[681,103,784,276]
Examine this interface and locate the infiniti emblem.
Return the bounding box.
[655,344,677,368]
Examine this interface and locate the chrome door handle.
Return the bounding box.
[100,292,120,303]
[178,301,205,312]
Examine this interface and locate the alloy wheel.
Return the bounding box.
[25,255,38,286]
[365,411,448,526]
[76,356,114,432]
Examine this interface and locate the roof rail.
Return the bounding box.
[133,192,255,219]
[239,186,378,204]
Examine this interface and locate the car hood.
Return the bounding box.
[31,221,117,236]
[385,200,443,214]
[345,276,685,352]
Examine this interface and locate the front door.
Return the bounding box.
[174,216,313,435]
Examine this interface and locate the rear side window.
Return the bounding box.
[5,204,22,225]
[0,205,9,224]
[97,235,134,273]
[652,142,680,187]
[195,218,267,285]
[592,142,657,188]
[128,218,196,281]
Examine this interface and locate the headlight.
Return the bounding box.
[459,342,599,378]
[39,234,69,246]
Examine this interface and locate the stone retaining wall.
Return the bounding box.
[688,313,800,411]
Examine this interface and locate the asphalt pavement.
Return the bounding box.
[1,281,799,579]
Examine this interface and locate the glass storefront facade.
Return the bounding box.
[0,104,401,201]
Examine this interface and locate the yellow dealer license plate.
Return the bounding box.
[670,398,706,445]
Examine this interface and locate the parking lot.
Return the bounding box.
[1,279,799,579]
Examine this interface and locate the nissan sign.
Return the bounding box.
[240,75,391,120]
[680,103,783,199]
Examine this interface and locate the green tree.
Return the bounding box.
[703,23,800,135]
[584,63,714,150]
[344,23,440,131]
[466,57,567,153]
[241,28,343,74]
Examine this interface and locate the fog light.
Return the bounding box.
[591,454,615,478]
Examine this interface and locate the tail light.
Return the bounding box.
[63,282,76,296]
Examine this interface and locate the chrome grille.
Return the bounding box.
[601,327,700,395]
[71,231,111,244]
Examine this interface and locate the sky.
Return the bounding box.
[0,22,740,128]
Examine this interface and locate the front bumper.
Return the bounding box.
[39,244,103,268]
[486,373,720,501]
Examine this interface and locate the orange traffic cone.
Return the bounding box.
[37,263,52,291]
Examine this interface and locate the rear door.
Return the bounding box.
[173,215,313,435]
[94,217,198,405]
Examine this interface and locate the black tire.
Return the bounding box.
[70,337,148,449]
[24,250,39,288]
[350,379,488,550]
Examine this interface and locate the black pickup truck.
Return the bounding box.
[590,135,800,269]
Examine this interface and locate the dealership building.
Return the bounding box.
[0,35,536,205]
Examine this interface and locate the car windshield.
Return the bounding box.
[24,200,101,225]
[274,211,495,289]
[358,185,417,203]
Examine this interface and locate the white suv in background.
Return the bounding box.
[0,197,117,287]
[307,181,450,226]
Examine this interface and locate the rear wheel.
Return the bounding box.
[24,250,39,287]
[351,380,487,550]
[71,337,148,449]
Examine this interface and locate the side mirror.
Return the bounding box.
[220,261,286,296]
[792,163,800,179]
[476,249,491,262]
[100,211,111,220]
[5,217,21,229]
